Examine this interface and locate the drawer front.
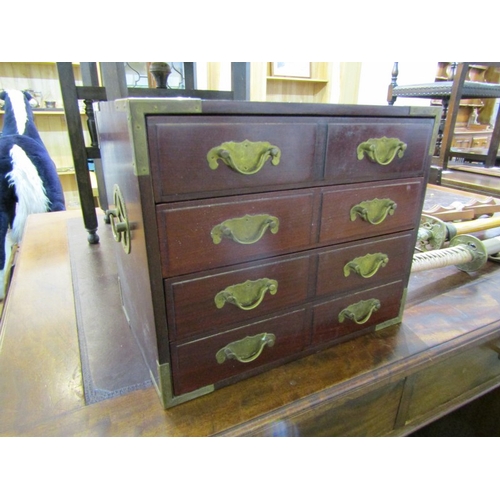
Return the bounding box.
[316,233,414,298]
[157,190,317,277]
[312,280,405,345]
[171,309,309,395]
[319,178,424,245]
[147,116,320,200]
[325,118,433,183]
[406,338,500,423]
[166,254,312,341]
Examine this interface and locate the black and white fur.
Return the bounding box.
[0,89,65,298]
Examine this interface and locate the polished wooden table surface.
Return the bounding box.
[2,196,500,436]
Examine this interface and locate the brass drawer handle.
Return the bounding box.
[207,140,281,175]
[216,333,276,364]
[338,298,381,325]
[106,184,131,254]
[211,214,279,245]
[215,278,278,310]
[357,137,407,165]
[350,198,397,225]
[344,252,389,278]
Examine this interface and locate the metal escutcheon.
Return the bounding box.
[344,253,389,278]
[215,278,278,310]
[106,185,131,254]
[207,140,281,175]
[338,298,381,325]
[357,137,407,165]
[211,214,279,245]
[350,198,397,225]
[216,333,276,364]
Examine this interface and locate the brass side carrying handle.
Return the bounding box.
[106,185,131,254]
[211,214,279,245]
[350,198,397,225]
[216,333,276,364]
[357,137,407,165]
[338,298,381,325]
[215,278,278,310]
[207,140,281,175]
[344,253,389,278]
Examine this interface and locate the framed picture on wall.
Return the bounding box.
[271,62,311,78]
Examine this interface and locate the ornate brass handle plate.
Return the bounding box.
[215,278,278,310]
[216,333,276,364]
[106,184,131,254]
[211,214,279,245]
[207,140,281,175]
[338,298,381,325]
[344,253,389,278]
[357,137,407,165]
[350,198,397,225]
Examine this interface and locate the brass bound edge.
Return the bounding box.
[117,98,203,177]
[157,361,214,409]
[375,286,408,331]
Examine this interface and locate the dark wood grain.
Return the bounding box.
[325,117,435,183]
[166,253,312,341]
[319,178,424,244]
[147,116,321,200]
[156,189,318,277]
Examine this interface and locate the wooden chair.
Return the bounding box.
[57,62,250,243]
[387,62,500,171]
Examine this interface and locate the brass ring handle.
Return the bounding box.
[211,214,279,245]
[215,278,278,310]
[350,198,397,225]
[343,253,389,278]
[207,140,281,175]
[216,333,276,364]
[338,298,381,325]
[357,137,407,165]
[106,185,131,254]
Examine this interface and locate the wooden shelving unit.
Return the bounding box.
[0,62,91,209]
[250,62,332,103]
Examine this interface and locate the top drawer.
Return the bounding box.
[324,117,434,183]
[147,116,321,201]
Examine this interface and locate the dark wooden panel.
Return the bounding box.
[171,309,310,395]
[312,280,405,345]
[253,380,405,437]
[147,116,321,201]
[406,335,500,423]
[324,117,434,183]
[166,253,312,341]
[156,189,318,277]
[316,232,414,298]
[319,178,424,245]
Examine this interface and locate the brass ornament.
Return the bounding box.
[357,137,407,165]
[211,214,279,245]
[343,252,389,278]
[106,184,131,254]
[207,140,281,175]
[215,278,278,310]
[350,198,397,225]
[338,298,381,325]
[216,333,276,364]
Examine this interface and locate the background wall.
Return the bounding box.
[196,61,439,106]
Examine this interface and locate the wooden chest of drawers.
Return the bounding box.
[95,99,439,408]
